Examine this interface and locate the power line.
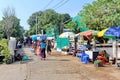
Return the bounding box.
[54,0,70,10]
[63,18,71,24]
[51,0,65,9]
[42,0,54,10]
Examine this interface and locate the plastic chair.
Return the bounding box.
[83,55,90,64]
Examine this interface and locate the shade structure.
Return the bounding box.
[104,27,120,40]
[32,35,38,41]
[59,32,75,38]
[102,26,120,66]
[98,28,108,37]
[80,30,99,37]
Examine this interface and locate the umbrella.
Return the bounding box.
[32,35,38,41]
[104,27,120,40]
[80,30,99,37]
[99,26,120,66]
[59,32,75,38]
[98,28,108,37]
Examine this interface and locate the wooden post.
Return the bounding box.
[113,40,118,65]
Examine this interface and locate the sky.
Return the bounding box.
[0,0,96,30]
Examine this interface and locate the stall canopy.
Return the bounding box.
[102,26,120,65]
[97,28,108,37]
[98,27,120,40]
[59,32,75,38]
[104,27,120,40]
[79,30,99,37]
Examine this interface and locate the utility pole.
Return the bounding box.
[41,30,43,35]
[36,16,38,35]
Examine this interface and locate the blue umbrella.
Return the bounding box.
[32,35,38,41]
[104,26,120,66]
[104,26,120,40]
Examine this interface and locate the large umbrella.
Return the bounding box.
[98,28,108,37]
[104,27,120,40]
[59,32,75,38]
[80,30,99,37]
[99,27,120,65]
[32,35,38,41]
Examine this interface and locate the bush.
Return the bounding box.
[0,39,11,63]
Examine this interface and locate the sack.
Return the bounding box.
[94,60,103,67]
[22,55,29,61]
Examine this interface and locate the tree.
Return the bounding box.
[2,7,16,39]
[0,21,4,39]
[65,21,80,34]
[2,7,24,39]
[79,0,120,30]
[27,9,71,36]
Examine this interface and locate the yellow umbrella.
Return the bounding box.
[98,28,108,37]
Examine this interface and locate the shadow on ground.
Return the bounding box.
[44,58,71,62]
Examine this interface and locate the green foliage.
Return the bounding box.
[0,39,11,62]
[79,0,120,30]
[1,7,25,39]
[27,9,71,35]
[65,21,80,34]
[0,16,24,39]
[0,21,4,39]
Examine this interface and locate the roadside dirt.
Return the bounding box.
[51,50,120,80]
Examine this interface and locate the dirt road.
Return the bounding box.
[0,47,120,80]
[24,47,120,80]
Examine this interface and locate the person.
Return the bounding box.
[26,37,32,47]
[32,41,37,55]
[86,40,91,50]
[14,50,23,61]
[47,40,52,55]
[23,39,26,47]
[36,40,41,56]
[17,41,22,48]
[97,54,106,65]
[103,50,110,62]
[40,40,46,60]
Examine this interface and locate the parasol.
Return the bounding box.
[97,28,108,37]
[104,27,120,40]
[80,30,99,37]
[98,26,120,66]
[59,32,75,38]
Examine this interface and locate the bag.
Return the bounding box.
[94,60,103,67]
[22,55,29,61]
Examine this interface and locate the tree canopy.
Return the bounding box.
[27,9,71,35]
[79,0,120,30]
[0,7,25,39]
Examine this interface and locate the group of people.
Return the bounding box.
[32,40,52,60]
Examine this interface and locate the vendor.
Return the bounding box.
[14,50,23,61]
[103,50,110,62]
[86,40,91,50]
[17,41,22,48]
[97,54,106,65]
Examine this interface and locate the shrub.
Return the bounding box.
[0,39,11,63]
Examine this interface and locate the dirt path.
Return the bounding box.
[24,47,120,80]
[0,47,120,80]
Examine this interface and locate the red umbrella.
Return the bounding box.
[80,30,93,37]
